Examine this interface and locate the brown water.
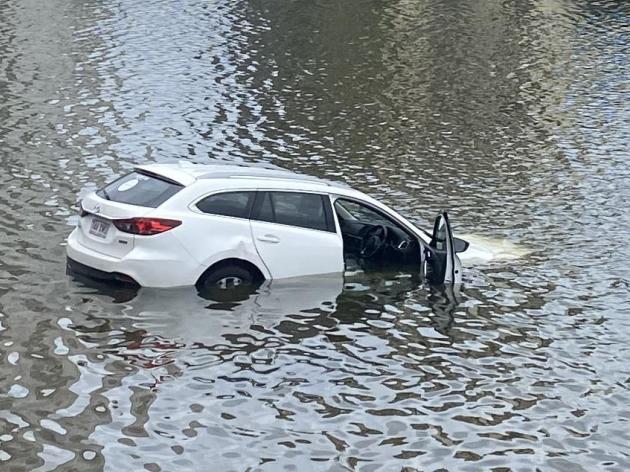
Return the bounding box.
[1,1,630,470]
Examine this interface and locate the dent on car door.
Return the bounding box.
[249,191,344,279]
[185,191,263,270]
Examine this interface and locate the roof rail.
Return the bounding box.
[229,175,333,185]
[194,167,350,188]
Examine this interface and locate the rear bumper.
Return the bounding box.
[66,257,139,285]
[66,228,201,287]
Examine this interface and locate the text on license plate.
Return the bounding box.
[89,218,110,238]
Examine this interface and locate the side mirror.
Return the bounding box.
[453,237,469,253]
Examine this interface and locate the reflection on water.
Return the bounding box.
[1,0,630,470]
[62,274,469,470]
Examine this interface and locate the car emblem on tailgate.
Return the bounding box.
[93,204,101,214]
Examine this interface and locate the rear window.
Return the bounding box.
[196,192,254,218]
[97,171,183,208]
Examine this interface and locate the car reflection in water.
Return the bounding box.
[68,269,463,373]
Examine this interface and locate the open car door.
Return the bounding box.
[425,211,464,285]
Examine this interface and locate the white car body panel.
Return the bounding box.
[67,227,200,287]
[77,193,148,259]
[66,162,463,287]
[250,219,343,279]
[169,210,271,280]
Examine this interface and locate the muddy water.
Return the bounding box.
[1,1,629,470]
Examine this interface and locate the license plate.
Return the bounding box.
[89,218,110,238]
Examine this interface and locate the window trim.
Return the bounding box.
[250,190,337,233]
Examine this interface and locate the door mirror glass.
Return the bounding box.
[453,237,469,253]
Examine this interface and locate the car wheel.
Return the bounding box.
[197,264,260,302]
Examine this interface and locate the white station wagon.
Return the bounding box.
[66,163,468,290]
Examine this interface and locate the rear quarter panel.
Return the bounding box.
[156,182,270,280]
[168,211,270,280]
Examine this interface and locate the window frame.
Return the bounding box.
[250,190,337,233]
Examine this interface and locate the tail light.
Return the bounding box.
[113,218,181,235]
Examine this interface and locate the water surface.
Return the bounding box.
[1,0,629,470]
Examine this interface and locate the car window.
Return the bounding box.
[196,191,254,218]
[334,199,393,226]
[334,198,415,237]
[253,192,334,232]
[97,171,183,208]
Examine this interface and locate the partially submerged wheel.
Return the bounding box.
[196,264,262,302]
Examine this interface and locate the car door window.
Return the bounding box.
[252,192,335,232]
[196,191,255,218]
[335,199,393,226]
[334,198,414,236]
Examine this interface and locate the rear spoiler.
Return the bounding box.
[134,164,197,186]
[135,168,184,187]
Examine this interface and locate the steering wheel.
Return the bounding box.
[360,225,388,258]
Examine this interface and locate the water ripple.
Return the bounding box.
[1,0,630,470]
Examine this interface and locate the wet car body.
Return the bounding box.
[66,162,466,288]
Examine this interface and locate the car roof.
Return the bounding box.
[133,162,426,240]
[136,162,353,191]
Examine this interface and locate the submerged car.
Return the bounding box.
[66,162,468,290]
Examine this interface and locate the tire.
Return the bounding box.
[196,264,261,302]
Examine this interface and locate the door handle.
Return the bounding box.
[257,234,280,244]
